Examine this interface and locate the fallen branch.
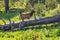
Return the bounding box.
[0,14,60,31]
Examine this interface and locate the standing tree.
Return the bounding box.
[4,0,9,13]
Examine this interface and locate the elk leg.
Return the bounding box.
[34,13,36,20]
[28,16,30,19]
[21,18,24,21]
[20,15,24,21]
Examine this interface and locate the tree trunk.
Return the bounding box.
[4,0,9,13]
[0,14,60,31]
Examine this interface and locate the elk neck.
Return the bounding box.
[29,10,35,16]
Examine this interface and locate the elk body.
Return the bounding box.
[20,10,35,20]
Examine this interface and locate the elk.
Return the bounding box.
[20,9,35,21]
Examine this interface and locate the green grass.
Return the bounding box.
[0,24,60,40]
[0,0,60,40]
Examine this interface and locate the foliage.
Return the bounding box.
[0,0,60,40]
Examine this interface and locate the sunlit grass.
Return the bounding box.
[0,20,3,24]
[0,0,60,40]
[0,27,59,40]
[45,4,60,16]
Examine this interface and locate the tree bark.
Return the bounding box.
[0,14,60,30]
[4,0,9,13]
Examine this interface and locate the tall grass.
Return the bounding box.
[0,0,60,40]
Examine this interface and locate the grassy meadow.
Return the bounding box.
[0,0,60,40]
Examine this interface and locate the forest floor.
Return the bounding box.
[0,3,60,40]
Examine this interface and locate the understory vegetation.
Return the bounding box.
[0,0,60,40]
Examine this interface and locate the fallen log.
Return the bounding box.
[0,14,60,31]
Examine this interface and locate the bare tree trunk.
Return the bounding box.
[4,0,9,13]
[0,14,60,31]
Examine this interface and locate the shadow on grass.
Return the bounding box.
[23,23,60,30]
[1,23,60,31]
[13,23,60,37]
[57,0,60,4]
[0,8,25,20]
[0,23,60,38]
